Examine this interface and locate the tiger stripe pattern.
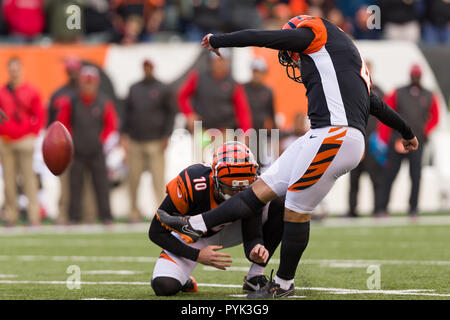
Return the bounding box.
[288,127,347,191]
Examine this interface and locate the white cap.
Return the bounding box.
[210,48,232,60]
[250,58,267,72]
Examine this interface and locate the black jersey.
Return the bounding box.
[209,15,414,140]
[296,17,371,134]
[164,163,227,233]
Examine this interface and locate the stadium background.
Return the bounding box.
[0,41,448,219]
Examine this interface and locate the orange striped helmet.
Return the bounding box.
[279,15,308,83]
[212,141,259,200]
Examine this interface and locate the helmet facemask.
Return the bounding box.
[278,50,303,83]
[214,176,252,201]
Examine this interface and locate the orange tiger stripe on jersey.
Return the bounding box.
[208,172,220,210]
[288,128,347,192]
[159,250,177,265]
[283,15,327,55]
[184,170,194,203]
[166,175,189,214]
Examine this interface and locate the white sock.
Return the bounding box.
[246,264,265,279]
[189,215,207,233]
[274,275,294,290]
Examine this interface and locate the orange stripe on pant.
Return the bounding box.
[159,250,177,265]
[288,128,347,192]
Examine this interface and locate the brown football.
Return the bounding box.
[42,121,74,176]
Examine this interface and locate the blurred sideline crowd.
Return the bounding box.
[0,49,442,226]
[0,0,449,45]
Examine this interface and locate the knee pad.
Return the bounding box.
[151,277,182,296]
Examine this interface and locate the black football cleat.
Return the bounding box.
[181,276,198,293]
[243,275,269,292]
[246,270,295,299]
[155,209,202,243]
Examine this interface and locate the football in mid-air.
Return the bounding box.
[42,121,74,176]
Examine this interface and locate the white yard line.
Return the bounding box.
[0,280,449,298]
[229,294,307,298]
[0,280,149,285]
[203,267,250,272]
[0,216,449,236]
[0,274,17,278]
[82,270,144,275]
[0,223,149,235]
[1,254,450,267]
[0,255,158,263]
[318,216,450,228]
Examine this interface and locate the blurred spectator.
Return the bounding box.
[244,58,275,132]
[306,4,324,18]
[375,64,440,218]
[335,0,372,19]
[48,56,82,125]
[289,0,309,16]
[47,57,81,223]
[326,7,348,32]
[351,4,381,39]
[347,61,383,217]
[2,0,45,42]
[244,58,275,167]
[257,0,299,28]
[379,0,421,41]
[111,0,165,44]
[181,0,224,41]
[333,1,381,39]
[422,0,450,45]
[83,0,114,41]
[47,56,97,224]
[121,59,176,222]
[57,66,119,224]
[177,49,252,135]
[0,57,45,226]
[221,0,264,32]
[45,0,83,43]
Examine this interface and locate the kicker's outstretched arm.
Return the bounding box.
[208,29,315,52]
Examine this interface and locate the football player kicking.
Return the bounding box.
[156,15,420,299]
[149,141,285,296]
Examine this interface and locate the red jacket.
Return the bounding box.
[0,82,46,140]
[2,0,45,37]
[378,89,440,143]
[56,93,118,144]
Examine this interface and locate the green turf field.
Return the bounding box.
[0,216,449,300]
